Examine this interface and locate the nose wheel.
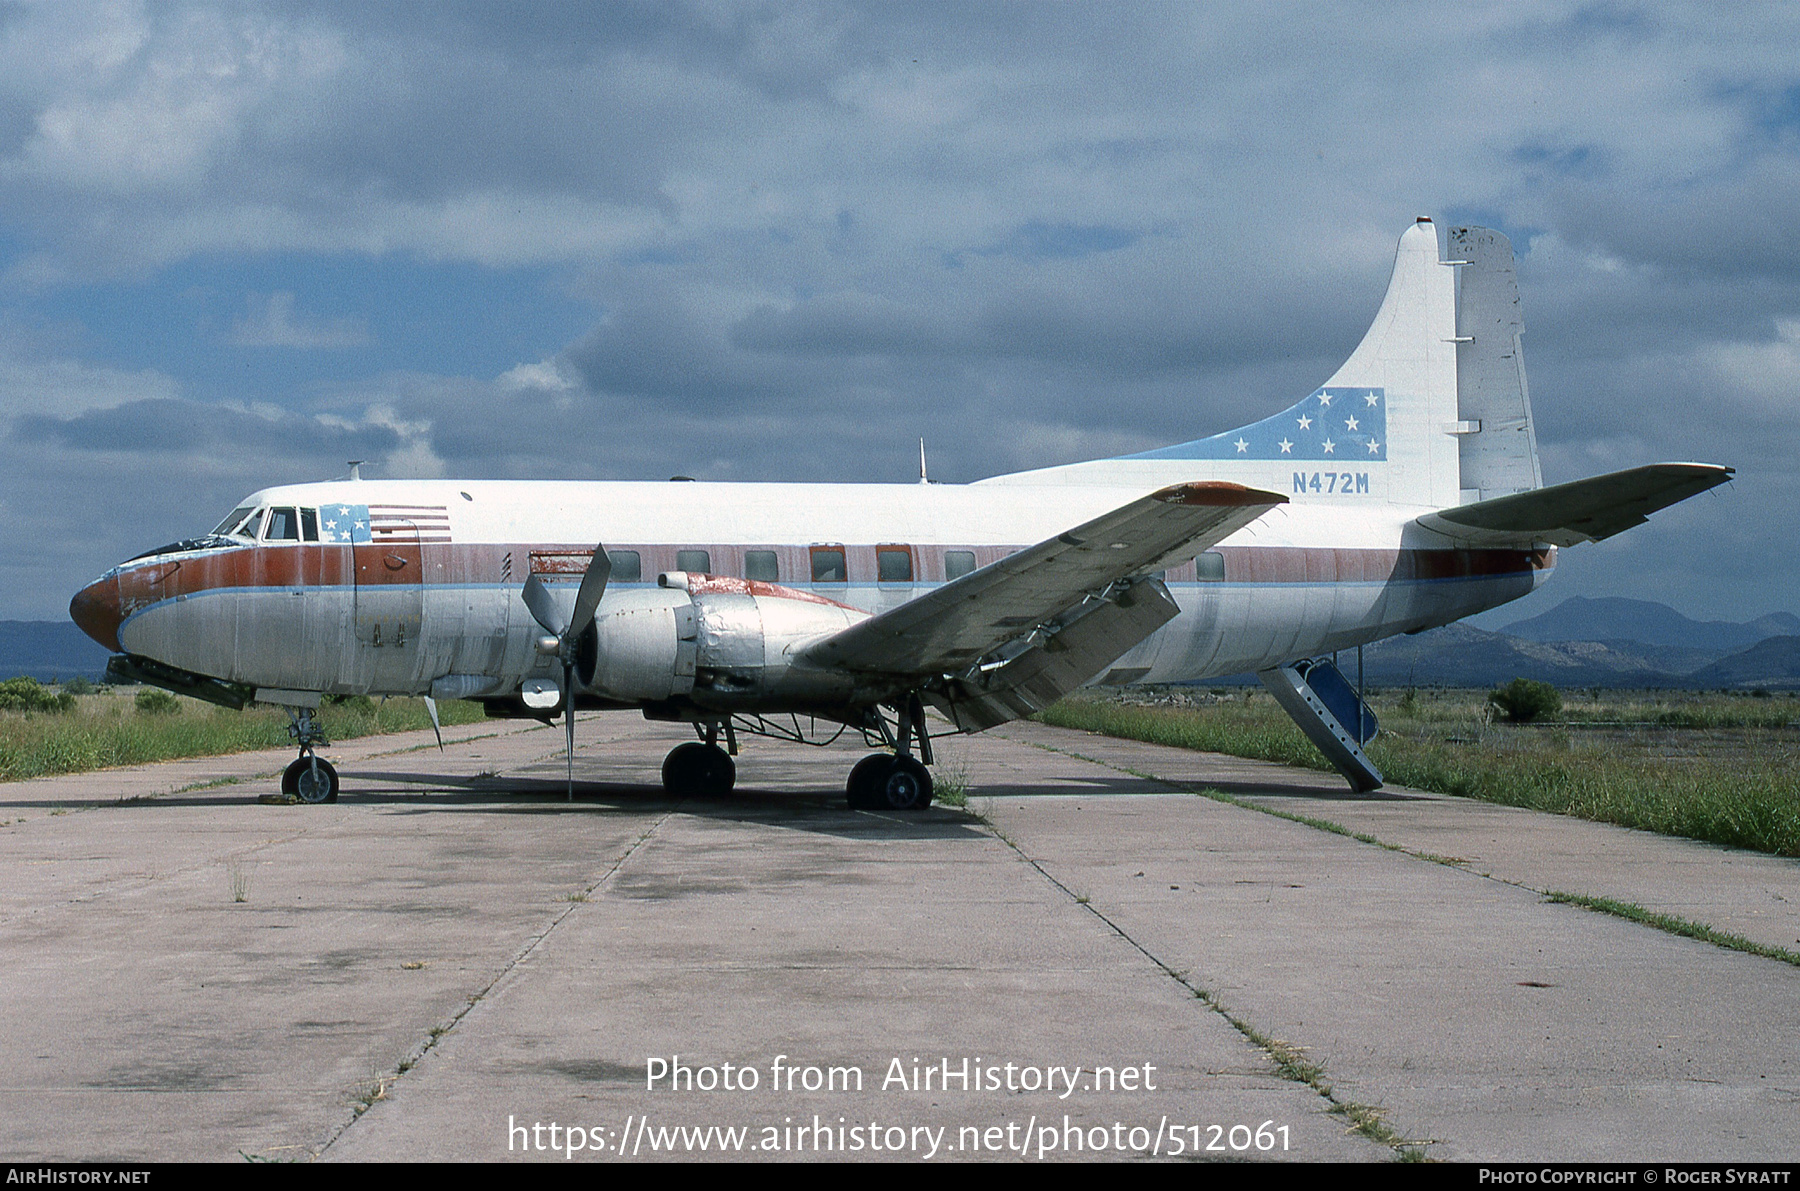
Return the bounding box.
[281,705,338,804]
[283,754,340,803]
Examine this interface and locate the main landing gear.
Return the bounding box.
[660,721,736,797]
[281,706,339,804]
[846,694,935,811]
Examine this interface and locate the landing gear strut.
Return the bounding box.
[847,694,935,811]
[281,706,338,804]
[661,722,735,796]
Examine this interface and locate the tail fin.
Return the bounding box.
[982,218,1542,511]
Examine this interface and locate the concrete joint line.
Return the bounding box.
[1016,736,1800,969]
[318,807,677,1156]
[969,809,1429,1159]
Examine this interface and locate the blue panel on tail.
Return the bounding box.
[1118,387,1387,462]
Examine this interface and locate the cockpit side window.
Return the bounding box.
[265,507,300,541]
[300,508,319,542]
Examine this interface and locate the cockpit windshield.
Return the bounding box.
[213,506,260,539]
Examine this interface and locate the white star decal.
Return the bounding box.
[1322,438,1335,454]
[1317,391,1333,406]
[1278,438,1293,453]
[338,505,351,515]
[1296,415,1312,430]
[1345,416,1359,431]
[1234,438,1249,453]
[1366,439,1380,454]
[1364,391,1379,407]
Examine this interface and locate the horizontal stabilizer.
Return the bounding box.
[1415,463,1732,548]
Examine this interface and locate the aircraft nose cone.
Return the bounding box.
[69,575,123,654]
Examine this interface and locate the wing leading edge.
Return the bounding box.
[802,481,1285,730]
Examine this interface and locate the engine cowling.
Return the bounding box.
[577,574,869,709]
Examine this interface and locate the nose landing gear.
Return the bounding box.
[280,706,339,804]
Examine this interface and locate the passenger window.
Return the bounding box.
[744,551,779,582]
[300,508,319,542]
[608,550,642,582]
[877,547,913,583]
[266,507,300,541]
[1195,552,1225,581]
[676,549,710,573]
[945,551,976,581]
[810,547,846,583]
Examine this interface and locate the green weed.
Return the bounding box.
[0,690,487,783]
[1041,690,1800,858]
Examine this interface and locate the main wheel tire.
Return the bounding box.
[661,742,736,796]
[284,756,339,804]
[845,753,892,809]
[879,756,933,810]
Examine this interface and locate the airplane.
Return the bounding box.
[67,218,1732,808]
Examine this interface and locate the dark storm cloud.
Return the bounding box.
[18,398,399,463]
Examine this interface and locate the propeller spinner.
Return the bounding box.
[521,545,612,800]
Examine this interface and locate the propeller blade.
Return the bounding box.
[568,546,612,645]
[521,571,566,638]
[525,544,611,804]
[564,660,575,802]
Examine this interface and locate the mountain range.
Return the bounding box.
[0,621,114,682]
[1500,596,1800,653]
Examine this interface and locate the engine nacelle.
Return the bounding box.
[578,575,868,708]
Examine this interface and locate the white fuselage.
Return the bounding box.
[76,476,1553,705]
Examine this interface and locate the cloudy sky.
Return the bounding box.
[0,1,1792,625]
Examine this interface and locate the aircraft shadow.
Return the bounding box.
[337,771,990,841]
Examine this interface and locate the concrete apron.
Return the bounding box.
[0,713,1793,1162]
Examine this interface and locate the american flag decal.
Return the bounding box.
[368,505,453,543]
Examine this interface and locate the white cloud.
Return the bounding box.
[228,291,369,348]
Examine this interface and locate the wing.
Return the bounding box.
[1415,463,1732,547]
[802,481,1285,728]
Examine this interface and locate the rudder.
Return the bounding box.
[1448,226,1542,501]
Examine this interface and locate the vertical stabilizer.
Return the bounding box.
[978,217,1464,508]
[1315,217,1461,509]
[1449,226,1541,501]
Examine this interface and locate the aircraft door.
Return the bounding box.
[353,519,427,693]
[244,506,348,691]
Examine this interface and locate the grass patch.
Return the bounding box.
[1040,690,1800,858]
[0,687,487,783]
[931,750,972,808]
